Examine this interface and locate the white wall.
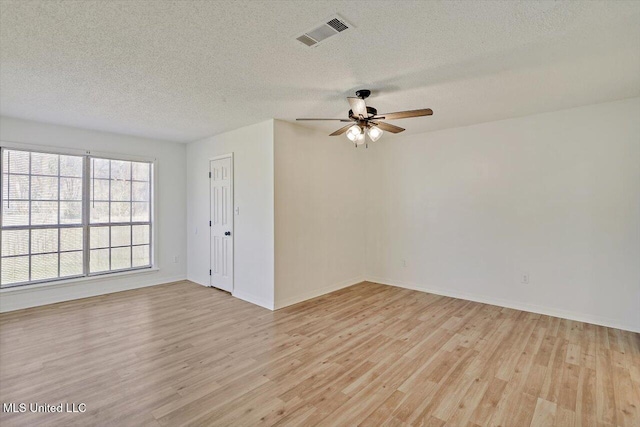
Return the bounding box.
[186,120,275,309]
[365,97,640,332]
[273,120,366,308]
[0,116,187,312]
[4,98,637,333]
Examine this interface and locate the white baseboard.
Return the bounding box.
[187,276,209,287]
[232,289,275,311]
[366,276,639,333]
[189,273,275,311]
[274,276,365,310]
[0,273,187,313]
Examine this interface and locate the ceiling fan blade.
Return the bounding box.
[374,109,433,120]
[348,97,367,118]
[296,118,352,122]
[372,121,405,133]
[329,123,354,136]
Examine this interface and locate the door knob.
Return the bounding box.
[225,231,231,236]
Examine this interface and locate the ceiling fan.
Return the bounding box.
[296,89,433,147]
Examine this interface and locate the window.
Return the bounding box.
[89,158,152,273]
[1,148,153,288]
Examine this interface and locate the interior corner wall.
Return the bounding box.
[364,97,640,332]
[273,120,366,309]
[0,116,187,312]
[186,120,275,309]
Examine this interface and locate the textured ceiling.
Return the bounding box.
[1,0,639,142]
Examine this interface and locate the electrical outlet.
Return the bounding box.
[521,272,529,284]
[173,255,179,263]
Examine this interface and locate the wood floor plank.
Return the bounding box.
[530,398,556,427]
[0,280,638,426]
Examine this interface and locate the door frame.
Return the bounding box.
[209,153,234,292]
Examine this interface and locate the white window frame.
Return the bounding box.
[0,141,157,289]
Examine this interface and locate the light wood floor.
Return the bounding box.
[0,281,638,426]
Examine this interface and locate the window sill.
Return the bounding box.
[0,267,160,294]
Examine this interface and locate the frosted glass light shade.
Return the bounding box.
[367,126,383,142]
[346,125,362,141]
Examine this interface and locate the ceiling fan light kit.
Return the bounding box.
[296,89,433,148]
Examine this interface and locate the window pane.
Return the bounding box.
[31,152,58,176]
[91,158,110,179]
[132,162,149,181]
[60,201,82,224]
[91,178,109,201]
[132,225,149,245]
[111,180,131,201]
[90,249,109,273]
[132,202,149,222]
[31,176,59,200]
[3,150,30,174]
[90,226,109,249]
[90,202,109,223]
[3,174,29,200]
[31,201,58,225]
[2,229,29,256]
[110,160,131,181]
[1,256,29,285]
[60,177,82,200]
[111,246,131,270]
[31,228,58,254]
[110,202,130,223]
[31,253,58,281]
[111,225,131,247]
[1,201,29,226]
[132,181,149,201]
[60,227,83,252]
[132,245,150,267]
[60,156,83,177]
[60,251,83,277]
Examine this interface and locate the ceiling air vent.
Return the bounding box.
[296,15,352,48]
[327,18,348,32]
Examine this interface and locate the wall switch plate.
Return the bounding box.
[235,207,240,215]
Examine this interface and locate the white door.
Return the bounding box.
[210,156,233,292]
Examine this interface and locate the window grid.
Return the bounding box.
[57,155,61,277]
[1,148,153,288]
[1,248,82,258]
[1,150,84,284]
[108,159,112,272]
[88,157,151,276]
[28,151,32,281]
[130,162,133,268]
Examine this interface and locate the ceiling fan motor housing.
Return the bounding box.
[355,89,371,99]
